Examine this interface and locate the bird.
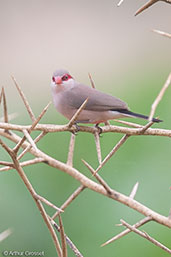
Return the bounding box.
[51,69,162,125]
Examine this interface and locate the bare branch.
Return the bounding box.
[121,219,171,254]
[58,214,67,257]
[0,158,44,172]
[9,155,62,256]
[2,129,171,228]
[11,76,36,121]
[94,134,130,175]
[2,87,8,124]
[135,0,171,16]
[67,98,89,128]
[115,119,142,128]
[36,195,64,213]
[129,182,139,199]
[82,159,112,194]
[149,73,171,121]
[117,0,125,6]
[52,185,85,220]
[0,229,12,242]
[0,161,14,167]
[140,121,154,133]
[88,73,95,88]
[18,131,47,160]
[0,88,3,104]
[1,121,171,138]
[1,71,171,256]
[0,137,62,255]
[67,133,76,166]
[13,101,51,153]
[0,138,13,156]
[102,216,152,246]
[94,131,102,164]
[37,200,62,257]
[22,129,39,151]
[153,29,171,38]
[51,218,84,257]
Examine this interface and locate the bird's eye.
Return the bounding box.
[62,75,69,81]
[52,76,55,82]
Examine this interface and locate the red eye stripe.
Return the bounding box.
[61,74,72,81]
[52,76,55,82]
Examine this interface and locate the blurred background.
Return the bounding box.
[0,0,171,256]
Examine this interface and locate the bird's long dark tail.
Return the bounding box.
[116,109,163,123]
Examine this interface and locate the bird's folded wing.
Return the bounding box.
[63,83,128,111]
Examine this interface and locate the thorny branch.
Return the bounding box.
[153,29,171,38]
[121,219,171,254]
[117,0,125,7]
[135,0,171,16]
[116,0,171,16]
[0,73,171,256]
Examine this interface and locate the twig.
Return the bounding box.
[114,119,142,128]
[94,134,130,175]
[117,0,125,6]
[22,129,39,151]
[121,219,171,254]
[149,73,171,121]
[58,214,67,257]
[11,76,36,122]
[18,131,47,160]
[135,0,171,16]
[88,73,95,88]
[0,138,13,155]
[52,185,85,220]
[94,131,102,164]
[140,121,154,133]
[0,157,44,172]
[51,218,84,257]
[67,98,89,128]
[13,102,51,153]
[37,200,62,257]
[153,29,171,38]
[67,133,76,166]
[129,182,139,199]
[82,159,112,194]
[0,138,62,256]
[0,88,3,104]
[2,87,8,124]
[101,216,151,246]
[0,161,14,167]
[0,229,12,242]
[36,195,64,213]
[10,151,62,256]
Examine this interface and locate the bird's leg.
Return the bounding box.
[71,123,80,135]
[95,123,103,135]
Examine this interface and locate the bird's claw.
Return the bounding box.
[71,123,80,135]
[95,123,103,135]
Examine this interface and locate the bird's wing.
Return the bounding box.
[63,83,128,111]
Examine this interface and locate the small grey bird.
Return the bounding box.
[51,69,162,124]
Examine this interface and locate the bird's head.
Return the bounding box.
[51,69,74,87]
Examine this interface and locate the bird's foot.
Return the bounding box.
[95,123,103,135]
[71,123,80,135]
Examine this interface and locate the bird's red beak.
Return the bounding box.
[55,76,62,85]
